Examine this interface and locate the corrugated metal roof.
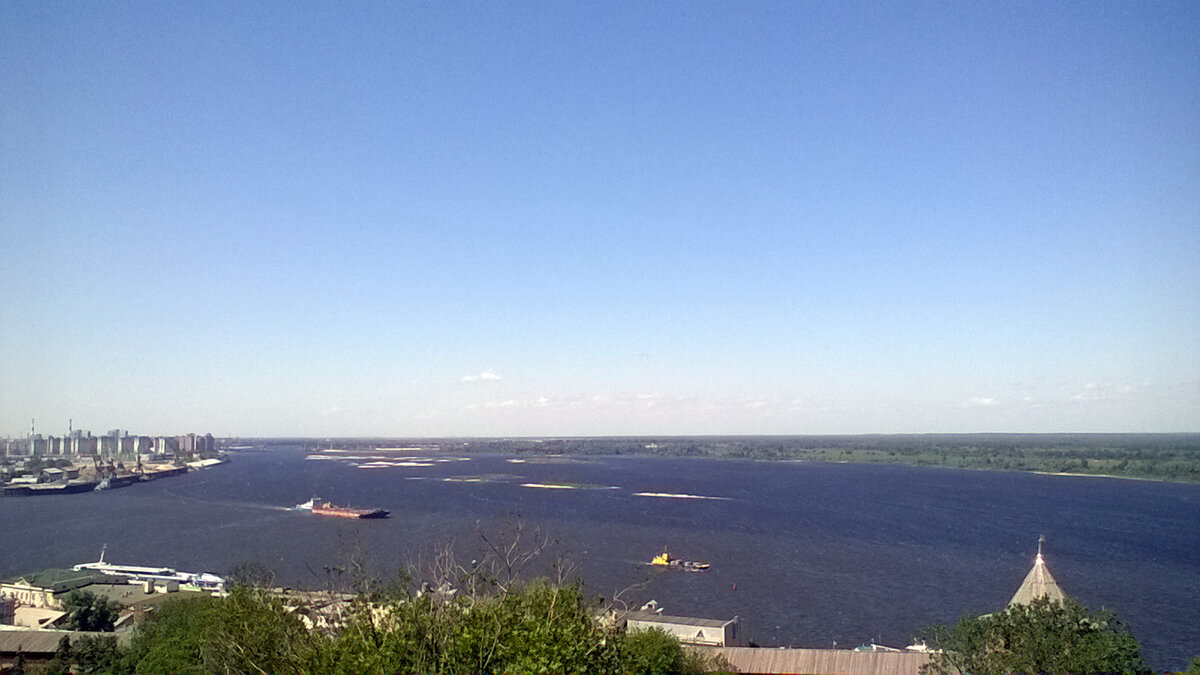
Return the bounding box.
[0,628,128,655]
[626,610,732,628]
[700,646,933,675]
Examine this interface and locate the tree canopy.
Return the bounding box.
[45,634,124,675]
[61,590,121,632]
[920,596,1146,674]
[124,586,314,674]
[113,581,713,674]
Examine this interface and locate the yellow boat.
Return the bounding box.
[650,550,709,571]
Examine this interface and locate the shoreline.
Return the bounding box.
[1,457,226,497]
[1028,470,1167,483]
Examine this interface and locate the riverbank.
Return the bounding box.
[1,457,226,497]
[229,434,1200,484]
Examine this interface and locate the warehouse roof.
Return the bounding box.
[0,628,130,655]
[698,646,931,675]
[625,611,733,628]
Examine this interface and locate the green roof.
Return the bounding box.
[4,568,115,593]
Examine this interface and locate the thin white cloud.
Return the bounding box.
[461,370,502,383]
[964,397,997,407]
[1072,380,1150,401]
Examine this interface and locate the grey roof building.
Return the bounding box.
[623,608,746,647]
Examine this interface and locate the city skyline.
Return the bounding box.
[2,2,1197,437]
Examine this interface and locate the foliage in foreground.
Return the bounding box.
[316,580,698,674]
[44,635,124,674]
[74,582,712,674]
[123,586,314,673]
[919,596,1146,674]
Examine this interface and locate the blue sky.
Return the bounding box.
[2,2,1197,437]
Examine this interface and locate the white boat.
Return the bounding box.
[74,547,225,590]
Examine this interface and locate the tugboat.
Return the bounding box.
[649,549,710,571]
[296,497,389,519]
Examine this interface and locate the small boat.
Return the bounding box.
[649,550,709,571]
[296,497,388,519]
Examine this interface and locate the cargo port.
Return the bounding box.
[1,426,225,497]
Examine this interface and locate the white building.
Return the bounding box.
[624,610,745,647]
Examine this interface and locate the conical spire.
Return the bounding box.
[1008,535,1067,606]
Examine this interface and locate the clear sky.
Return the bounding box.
[2,1,1197,437]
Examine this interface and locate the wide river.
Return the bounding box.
[1,446,1197,669]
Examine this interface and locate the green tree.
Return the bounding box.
[73,635,124,673]
[44,635,73,675]
[125,586,314,673]
[227,560,276,589]
[314,581,623,673]
[920,596,1146,674]
[44,635,124,675]
[62,590,121,632]
[619,627,710,674]
[124,595,223,672]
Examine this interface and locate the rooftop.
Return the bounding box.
[624,610,734,628]
[0,628,131,655]
[1008,552,1067,606]
[83,582,211,609]
[3,569,114,593]
[698,646,931,675]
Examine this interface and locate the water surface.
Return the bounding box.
[1,447,1196,668]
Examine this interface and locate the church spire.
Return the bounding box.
[1008,535,1067,606]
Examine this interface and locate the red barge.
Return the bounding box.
[297,497,388,519]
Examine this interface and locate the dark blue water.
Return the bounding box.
[2,447,1197,669]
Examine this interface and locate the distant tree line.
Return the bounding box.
[430,434,1200,483]
[226,434,1200,482]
